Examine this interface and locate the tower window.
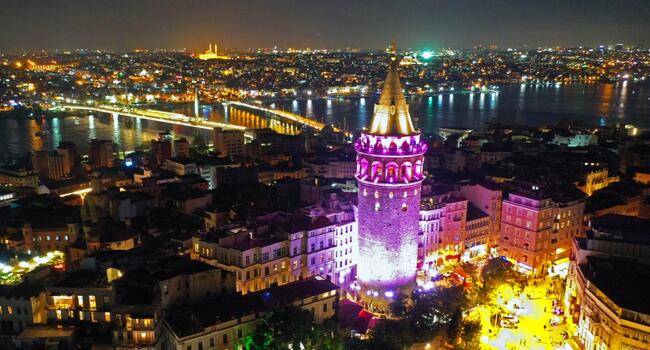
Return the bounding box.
[401,203,408,211]
[374,202,381,211]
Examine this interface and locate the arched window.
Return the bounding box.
[359,159,369,177]
[371,161,383,181]
[401,162,413,181]
[386,162,398,183]
[414,160,423,178]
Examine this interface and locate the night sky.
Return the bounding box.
[2,0,649,52]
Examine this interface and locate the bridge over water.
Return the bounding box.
[54,101,343,135]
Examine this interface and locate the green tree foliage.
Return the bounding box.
[238,306,343,350]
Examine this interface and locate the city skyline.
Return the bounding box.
[2,2,650,349]
[1,0,650,51]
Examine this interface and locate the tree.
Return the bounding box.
[457,320,482,350]
[484,258,529,292]
[460,262,479,283]
[447,308,463,341]
[367,319,414,350]
[241,307,314,350]
[239,306,344,350]
[408,286,469,341]
[388,292,409,317]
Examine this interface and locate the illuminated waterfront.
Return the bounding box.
[1,83,649,156]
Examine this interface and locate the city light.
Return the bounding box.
[0,251,65,285]
[421,51,434,59]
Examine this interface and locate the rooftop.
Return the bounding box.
[124,255,218,284]
[586,214,650,245]
[580,256,650,315]
[47,269,109,289]
[221,236,282,251]
[467,203,490,221]
[164,276,338,338]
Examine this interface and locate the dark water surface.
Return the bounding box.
[1,83,648,156]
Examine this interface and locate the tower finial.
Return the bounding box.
[366,39,415,136]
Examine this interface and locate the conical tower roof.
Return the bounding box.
[367,53,416,136]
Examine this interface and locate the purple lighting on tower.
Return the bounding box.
[355,45,426,292]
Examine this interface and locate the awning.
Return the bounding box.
[554,257,570,266]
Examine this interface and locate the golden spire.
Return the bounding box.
[367,42,416,136]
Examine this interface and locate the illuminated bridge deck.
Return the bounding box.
[57,104,246,131]
[56,102,345,134]
[227,101,344,133]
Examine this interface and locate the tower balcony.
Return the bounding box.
[354,133,428,157]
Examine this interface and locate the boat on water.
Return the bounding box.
[35,131,47,138]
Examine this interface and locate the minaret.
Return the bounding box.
[355,45,427,294]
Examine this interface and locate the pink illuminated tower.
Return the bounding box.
[355,48,427,293]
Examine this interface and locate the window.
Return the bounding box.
[187,345,192,350]
[89,295,96,310]
[198,341,203,350]
[323,303,328,312]
[223,334,228,345]
[210,338,215,347]
[238,329,243,338]
[77,295,84,307]
[105,312,111,322]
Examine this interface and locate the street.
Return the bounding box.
[477,276,568,350]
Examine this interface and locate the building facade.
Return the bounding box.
[499,192,554,275]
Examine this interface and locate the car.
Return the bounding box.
[500,319,518,328]
[501,314,520,324]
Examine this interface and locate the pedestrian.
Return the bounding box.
[544,324,547,330]
[544,306,547,312]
